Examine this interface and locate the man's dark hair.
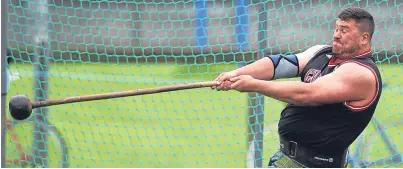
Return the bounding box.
[338,7,375,40]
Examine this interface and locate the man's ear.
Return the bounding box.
[360,32,370,45]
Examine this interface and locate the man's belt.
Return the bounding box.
[279,136,349,168]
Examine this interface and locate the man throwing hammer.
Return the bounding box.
[213,7,382,168]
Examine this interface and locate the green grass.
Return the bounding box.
[4,61,402,168]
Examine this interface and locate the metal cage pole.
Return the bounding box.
[1,0,10,167]
[240,0,268,168]
[29,0,51,167]
[250,1,268,167]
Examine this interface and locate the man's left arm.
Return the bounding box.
[230,62,377,106]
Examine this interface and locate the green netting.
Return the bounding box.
[4,0,402,168]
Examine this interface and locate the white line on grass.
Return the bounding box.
[9,72,20,82]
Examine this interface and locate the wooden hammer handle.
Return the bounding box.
[32,81,219,108]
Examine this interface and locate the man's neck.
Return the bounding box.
[337,46,372,60]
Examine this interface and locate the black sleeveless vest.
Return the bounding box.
[278,46,383,152]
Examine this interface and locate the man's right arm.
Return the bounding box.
[213,45,331,90]
[227,45,330,80]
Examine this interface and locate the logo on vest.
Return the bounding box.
[314,156,334,163]
[304,69,322,83]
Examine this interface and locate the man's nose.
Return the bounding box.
[333,31,341,40]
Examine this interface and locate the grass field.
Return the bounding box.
[4,61,402,168]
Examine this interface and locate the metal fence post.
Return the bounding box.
[237,0,268,167]
[29,0,51,167]
[1,0,10,167]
